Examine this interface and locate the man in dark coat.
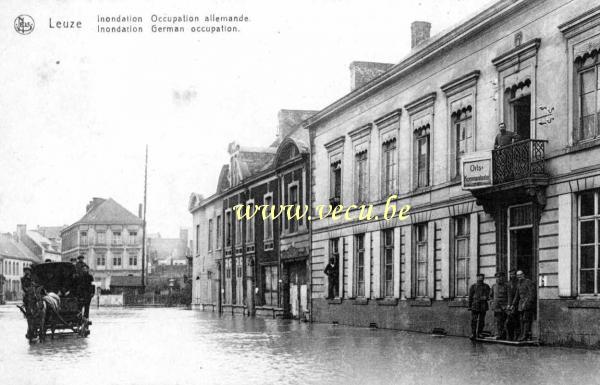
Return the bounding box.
[76,265,94,319]
[505,269,520,340]
[490,272,509,340]
[324,257,339,300]
[468,273,491,339]
[21,266,33,307]
[493,122,520,148]
[75,255,89,273]
[510,270,536,341]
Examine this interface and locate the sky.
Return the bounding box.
[0,0,490,238]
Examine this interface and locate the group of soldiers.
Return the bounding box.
[20,255,95,319]
[468,269,536,342]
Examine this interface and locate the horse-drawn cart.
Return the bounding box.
[19,262,92,341]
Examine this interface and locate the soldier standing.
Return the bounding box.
[505,269,520,340]
[21,266,33,307]
[468,273,491,339]
[490,272,509,340]
[493,122,520,148]
[510,270,536,341]
[324,257,338,300]
[77,265,94,319]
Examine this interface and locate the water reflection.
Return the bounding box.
[1,305,599,385]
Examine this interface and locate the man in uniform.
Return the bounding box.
[76,265,94,319]
[505,269,520,340]
[324,257,339,300]
[510,270,536,341]
[21,266,33,307]
[468,273,491,339]
[490,272,509,340]
[494,122,520,149]
[75,255,89,273]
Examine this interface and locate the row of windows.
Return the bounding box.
[328,216,471,299]
[95,255,138,267]
[80,230,138,245]
[2,260,32,276]
[222,261,279,307]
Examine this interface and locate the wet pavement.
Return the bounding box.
[1,305,599,385]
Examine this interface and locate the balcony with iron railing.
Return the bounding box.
[469,139,549,212]
[492,139,548,184]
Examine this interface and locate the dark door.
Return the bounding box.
[512,95,531,140]
[510,227,534,279]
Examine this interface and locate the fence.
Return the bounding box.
[123,291,190,307]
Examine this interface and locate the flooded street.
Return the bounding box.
[1,305,599,385]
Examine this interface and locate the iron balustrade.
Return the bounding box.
[492,139,547,184]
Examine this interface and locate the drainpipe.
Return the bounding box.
[307,130,314,323]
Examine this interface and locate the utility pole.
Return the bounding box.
[141,145,148,292]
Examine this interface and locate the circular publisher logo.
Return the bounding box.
[14,15,34,35]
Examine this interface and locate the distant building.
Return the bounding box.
[146,232,189,267]
[17,224,63,262]
[0,233,40,302]
[61,197,144,290]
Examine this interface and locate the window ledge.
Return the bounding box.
[565,137,600,155]
[376,298,398,306]
[327,298,342,304]
[448,299,469,307]
[568,299,600,309]
[353,297,369,305]
[409,298,432,307]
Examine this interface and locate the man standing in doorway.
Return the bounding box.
[324,257,338,300]
[510,270,536,341]
[505,269,520,340]
[468,273,491,340]
[490,272,509,340]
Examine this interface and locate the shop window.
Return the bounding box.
[454,216,470,297]
[355,234,366,297]
[263,265,278,306]
[383,229,394,297]
[414,223,429,297]
[578,190,600,295]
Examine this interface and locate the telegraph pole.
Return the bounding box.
[141,145,148,292]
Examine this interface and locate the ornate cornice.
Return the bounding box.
[441,70,480,96]
[559,5,600,38]
[491,38,541,71]
[374,109,402,128]
[348,123,372,141]
[404,92,437,116]
[324,135,345,151]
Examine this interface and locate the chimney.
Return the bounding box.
[411,21,431,48]
[277,110,318,140]
[138,203,143,219]
[86,197,105,213]
[349,61,395,91]
[16,224,26,241]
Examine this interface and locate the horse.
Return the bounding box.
[21,286,61,341]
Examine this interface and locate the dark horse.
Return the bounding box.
[19,286,60,341]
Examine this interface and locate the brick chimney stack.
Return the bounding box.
[349,61,395,91]
[411,21,431,48]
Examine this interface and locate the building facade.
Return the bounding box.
[305,0,600,347]
[0,233,39,302]
[190,110,315,319]
[61,197,144,290]
[17,224,63,262]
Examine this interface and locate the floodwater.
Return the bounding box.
[1,305,599,385]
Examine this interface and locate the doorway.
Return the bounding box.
[509,228,533,278]
[511,95,531,140]
[284,261,307,319]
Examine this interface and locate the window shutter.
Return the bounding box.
[364,232,372,299]
[440,218,451,298]
[403,225,413,298]
[393,227,401,298]
[469,212,479,285]
[558,194,573,297]
[347,235,355,298]
[427,221,435,298]
[371,231,381,298]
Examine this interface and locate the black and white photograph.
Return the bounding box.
[1,0,600,384]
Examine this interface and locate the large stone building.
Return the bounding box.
[190,110,315,318]
[61,197,144,290]
[304,0,600,347]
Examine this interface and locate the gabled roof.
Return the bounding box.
[27,231,61,253]
[35,226,65,240]
[0,234,40,263]
[75,198,142,226]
